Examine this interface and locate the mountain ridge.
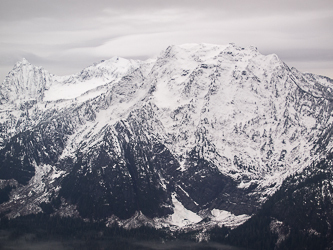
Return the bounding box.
[0,43,332,238]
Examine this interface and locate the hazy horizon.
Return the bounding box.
[1,0,332,81]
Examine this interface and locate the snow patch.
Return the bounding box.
[166,193,202,227]
[210,209,251,228]
[43,78,107,101]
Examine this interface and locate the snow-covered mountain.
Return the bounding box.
[0,43,332,232]
[0,56,141,105]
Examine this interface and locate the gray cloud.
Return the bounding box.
[0,0,332,80]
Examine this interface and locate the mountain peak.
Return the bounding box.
[0,58,53,104]
[21,58,29,64]
[15,58,31,68]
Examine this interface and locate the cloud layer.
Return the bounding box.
[1,0,332,80]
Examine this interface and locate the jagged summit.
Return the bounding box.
[1,43,284,105]
[0,59,52,105]
[0,55,144,104]
[14,57,30,66]
[74,56,141,82]
[160,43,260,62]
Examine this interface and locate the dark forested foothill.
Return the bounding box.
[0,213,172,250]
[0,185,13,204]
[208,153,333,250]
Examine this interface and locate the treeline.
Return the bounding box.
[206,152,333,250]
[0,213,171,250]
[0,185,12,204]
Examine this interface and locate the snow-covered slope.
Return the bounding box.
[0,43,332,231]
[44,57,142,102]
[0,56,141,104]
[139,43,333,197]
[0,56,144,146]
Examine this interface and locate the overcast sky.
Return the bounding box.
[1,0,332,81]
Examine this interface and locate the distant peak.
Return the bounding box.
[20,58,30,64]
[162,43,228,58]
[96,56,126,66]
[15,58,31,67]
[225,43,258,52]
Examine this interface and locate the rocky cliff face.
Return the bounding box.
[220,150,333,250]
[0,58,53,105]
[0,43,332,231]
